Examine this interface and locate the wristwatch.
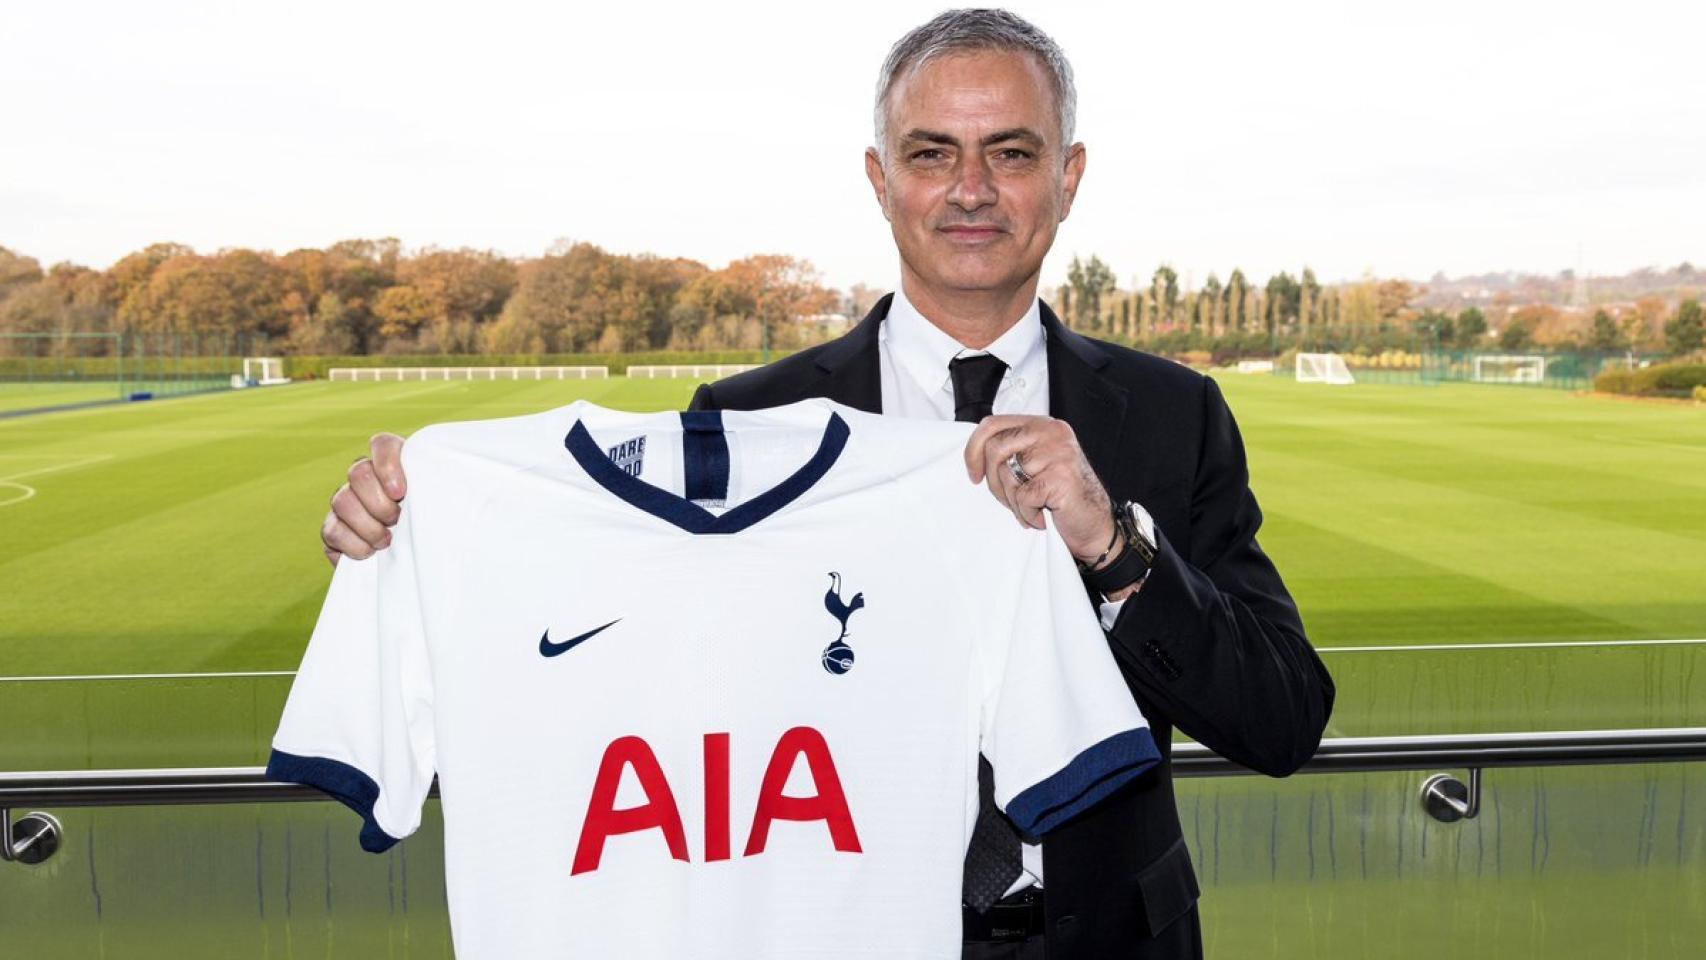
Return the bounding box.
[1082,501,1157,599]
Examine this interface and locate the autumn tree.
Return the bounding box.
[1666,299,1705,356]
[1067,255,1116,330]
[1341,278,1381,330]
[1265,272,1300,334]
[1624,296,1668,349]
[116,248,288,344]
[0,246,44,302]
[1413,309,1453,347]
[1587,309,1625,352]
[1497,315,1537,351]
[1300,268,1321,331]
[1454,307,1488,347]
[1224,269,1250,331]
[1149,264,1178,329]
[1375,279,1418,323]
[1199,273,1222,334]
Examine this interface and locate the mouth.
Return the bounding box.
[936,225,1007,244]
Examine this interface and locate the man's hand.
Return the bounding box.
[321,433,408,567]
[963,415,1118,566]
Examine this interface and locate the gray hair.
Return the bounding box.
[873,9,1077,159]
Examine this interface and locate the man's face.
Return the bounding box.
[866,49,1085,300]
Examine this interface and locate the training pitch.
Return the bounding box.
[2,374,1702,958]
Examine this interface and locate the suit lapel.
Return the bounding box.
[809,293,888,414]
[1040,302,1129,483]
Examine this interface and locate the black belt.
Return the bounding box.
[962,888,1046,943]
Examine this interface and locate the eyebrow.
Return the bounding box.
[900,128,1046,149]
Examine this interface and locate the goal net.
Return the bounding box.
[237,357,290,387]
[1472,354,1546,384]
[1295,352,1355,385]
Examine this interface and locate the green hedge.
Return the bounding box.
[285,350,780,379]
[1593,363,1706,397]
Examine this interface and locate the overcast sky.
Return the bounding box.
[3,0,1701,292]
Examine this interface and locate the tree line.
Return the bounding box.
[1060,256,1705,359]
[0,241,842,357]
[3,241,1700,361]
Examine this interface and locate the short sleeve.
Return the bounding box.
[977,520,1161,838]
[266,499,436,853]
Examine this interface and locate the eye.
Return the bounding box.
[995,148,1034,161]
[909,148,946,162]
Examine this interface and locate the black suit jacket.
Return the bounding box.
[689,295,1335,959]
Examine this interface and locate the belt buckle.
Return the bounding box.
[963,889,1044,943]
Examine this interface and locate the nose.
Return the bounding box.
[947,153,997,213]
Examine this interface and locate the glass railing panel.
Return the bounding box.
[1,801,451,959]
[1314,641,1706,737]
[0,675,293,770]
[3,760,1701,957]
[1181,762,1705,957]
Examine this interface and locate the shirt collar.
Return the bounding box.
[882,286,1045,398]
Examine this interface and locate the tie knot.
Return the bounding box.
[948,354,1008,423]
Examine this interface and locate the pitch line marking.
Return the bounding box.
[0,454,113,508]
[1320,638,1706,653]
[0,670,299,682]
[0,454,114,482]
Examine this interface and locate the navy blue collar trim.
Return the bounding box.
[565,410,850,535]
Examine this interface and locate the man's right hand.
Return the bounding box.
[321,433,408,567]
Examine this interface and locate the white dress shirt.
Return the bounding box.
[875,286,1131,894]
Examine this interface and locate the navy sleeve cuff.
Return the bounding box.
[266,749,404,853]
[1004,728,1162,837]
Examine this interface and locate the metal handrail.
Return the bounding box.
[3,727,1704,808]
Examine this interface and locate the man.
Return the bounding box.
[321,9,1334,959]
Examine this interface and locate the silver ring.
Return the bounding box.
[1007,453,1032,485]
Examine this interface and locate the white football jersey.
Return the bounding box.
[269,397,1158,959]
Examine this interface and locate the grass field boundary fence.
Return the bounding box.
[1269,348,1670,391]
[328,366,609,382]
[0,331,261,414]
[626,363,761,379]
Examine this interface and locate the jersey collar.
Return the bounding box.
[564,407,850,535]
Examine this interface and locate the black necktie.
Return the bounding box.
[949,352,1026,910]
[949,354,1008,424]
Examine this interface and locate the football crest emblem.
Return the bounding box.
[820,572,865,675]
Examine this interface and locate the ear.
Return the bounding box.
[1058,142,1086,222]
[864,147,892,222]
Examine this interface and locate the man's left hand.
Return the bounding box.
[964,415,1117,565]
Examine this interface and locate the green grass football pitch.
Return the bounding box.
[1,374,1703,765]
[3,375,1702,958]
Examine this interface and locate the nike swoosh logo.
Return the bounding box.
[539,619,621,658]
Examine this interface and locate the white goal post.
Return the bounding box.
[328,366,610,382]
[1295,352,1355,385]
[626,364,761,379]
[1472,354,1547,384]
[234,357,290,388]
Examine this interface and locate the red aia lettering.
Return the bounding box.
[570,735,688,876]
[745,726,862,856]
[704,732,731,862]
[572,727,860,875]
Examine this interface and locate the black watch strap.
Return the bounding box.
[1085,540,1149,596]
[1085,504,1154,596]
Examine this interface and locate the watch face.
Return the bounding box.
[1120,502,1157,562]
